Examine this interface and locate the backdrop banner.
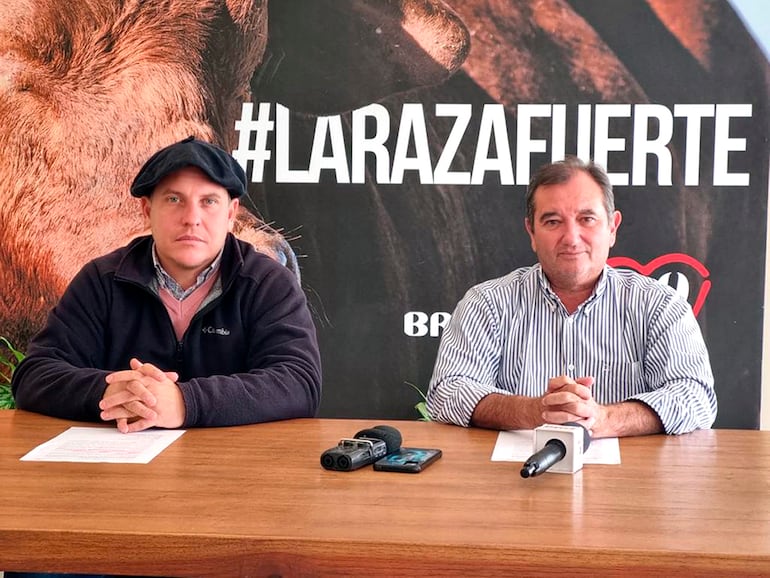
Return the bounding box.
[2,1,767,427]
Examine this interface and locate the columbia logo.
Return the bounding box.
[202,326,230,336]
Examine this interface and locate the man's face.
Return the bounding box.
[141,167,238,287]
[525,170,621,294]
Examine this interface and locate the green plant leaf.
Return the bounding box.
[0,384,14,409]
[414,401,431,421]
[404,381,431,421]
[0,336,23,408]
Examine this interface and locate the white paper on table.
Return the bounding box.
[20,426,186,464]
[490,429,621,464]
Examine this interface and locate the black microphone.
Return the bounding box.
[520,423,591,478]
[320,424,402,471]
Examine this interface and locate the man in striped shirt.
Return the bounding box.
[427,157,716,437]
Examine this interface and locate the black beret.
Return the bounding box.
[130,136,246,198]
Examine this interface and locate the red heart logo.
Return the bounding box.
[607,253,711,317]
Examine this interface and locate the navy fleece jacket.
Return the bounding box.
[12,234,321,427]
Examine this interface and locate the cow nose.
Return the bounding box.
[273,235,301,284]
[232,210,302,284]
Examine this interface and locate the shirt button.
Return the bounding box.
[568,363,575,371]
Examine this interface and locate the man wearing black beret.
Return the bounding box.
[12,137,322,432]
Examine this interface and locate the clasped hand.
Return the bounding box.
[100,358,185,433]
[541,375,603,434]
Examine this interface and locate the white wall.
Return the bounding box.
[762,157,770,430]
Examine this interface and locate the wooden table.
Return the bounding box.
[1,410,769,577]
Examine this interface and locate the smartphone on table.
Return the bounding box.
[373,447,442,473]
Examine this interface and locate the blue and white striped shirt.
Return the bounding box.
[427,264,717,434]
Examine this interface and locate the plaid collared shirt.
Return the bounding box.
[151,243,223,300]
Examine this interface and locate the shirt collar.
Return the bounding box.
[152,243,223,301]
[535,264,609,314]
